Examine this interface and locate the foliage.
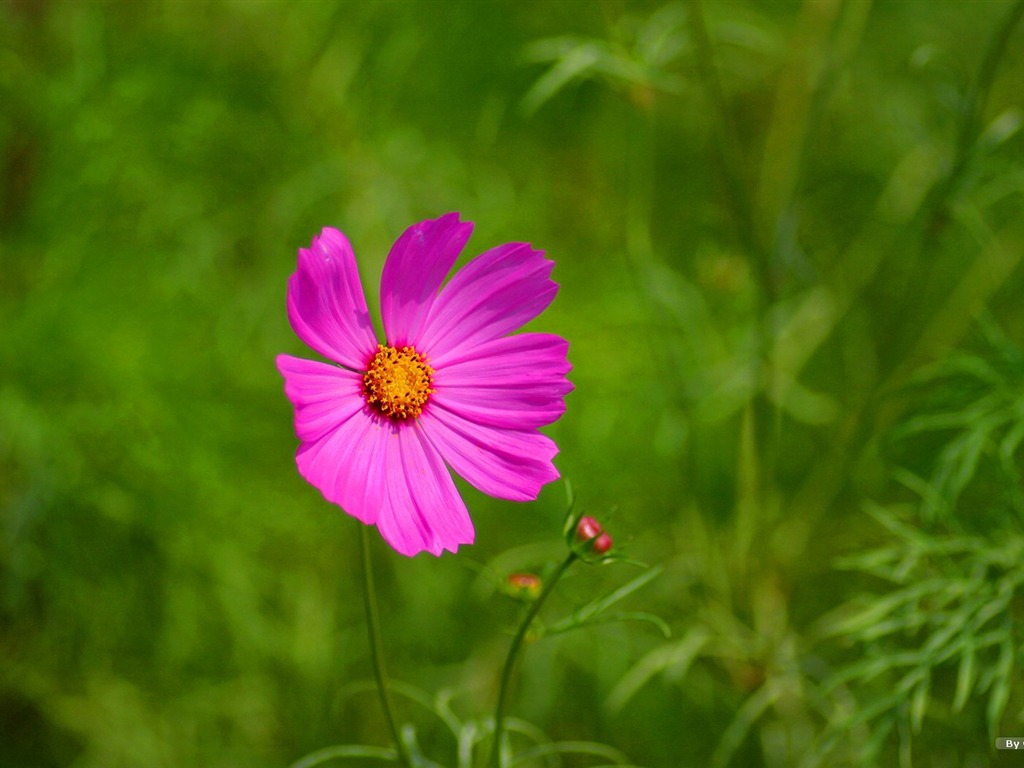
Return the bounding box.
[809,320,1024,765]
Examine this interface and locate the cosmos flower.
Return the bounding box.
[276,213,572,556]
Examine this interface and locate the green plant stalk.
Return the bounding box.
[488,551,578,768]
[359,525,413,768]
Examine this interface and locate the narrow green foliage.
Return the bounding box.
[820,505,1024,755]
[890,315,1024,523]
[606,626,712,713]
[286,745,399,768]
[545,566,669,638]
[508,740,632,767]
[521,4,690,114]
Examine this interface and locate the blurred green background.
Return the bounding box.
[4,1,1024,766]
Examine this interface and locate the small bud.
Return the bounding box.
[572,515,614,558]
[506,571,542,598]
[575,515,604,543]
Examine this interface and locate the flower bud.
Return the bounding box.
[506,571,542,598]
[575,515,604,543]
[572,515,614,557]
[592,532,613,555]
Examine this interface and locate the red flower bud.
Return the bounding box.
[592,532,613,555]
[576,515,603,543]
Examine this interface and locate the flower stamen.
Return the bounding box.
[363,344,435,420]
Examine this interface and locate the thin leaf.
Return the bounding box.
[509,740,632,767]
[909,672,931,733]
[606,625,711,713]
[286,745,398,768]
[711,681,783,768]
[456,720,481,768]
[953,636,976,712]
[546,610,671,638]
[986,629,1015,735]
[521,41,602,114]
[546,566,664,635]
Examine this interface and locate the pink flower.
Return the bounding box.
[276,213,572,556]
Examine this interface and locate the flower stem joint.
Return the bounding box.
[573,515,614,557]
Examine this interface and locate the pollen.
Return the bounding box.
[363,344,435,420]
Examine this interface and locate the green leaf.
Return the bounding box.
[606,625,711,712]
[509,739,632,767]
[909,672,931,732]
[286,745,398,768]
[953,636,977,712]
[545,566,664,636]
[521,40,603,114]
[546,610,671,638]
[986,629,1015,735]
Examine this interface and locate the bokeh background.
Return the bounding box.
[4,1,1024,766]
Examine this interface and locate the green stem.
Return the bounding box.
[488,552,578,768]
[359,525,413,768]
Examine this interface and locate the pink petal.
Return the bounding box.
[295,416,390,528]
[380,213,473,349]
[277,354,389,525]
[375,424,474,556]
[276,355,366,442]
[420,407,560,502]
[417,242,557,361]
[430,333,573,429]
[286,228,377,370]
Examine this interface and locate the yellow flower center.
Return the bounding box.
[363,344,435,420]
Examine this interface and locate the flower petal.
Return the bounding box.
[294,411,391,527]
[286,228,377,370]
[276,354,389,525]
[421,407,560,502]
[418,242,557,361]
[430,333,573,429]
[376,424,474,556]
[276,355,366,442]
[380,213,473,348]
